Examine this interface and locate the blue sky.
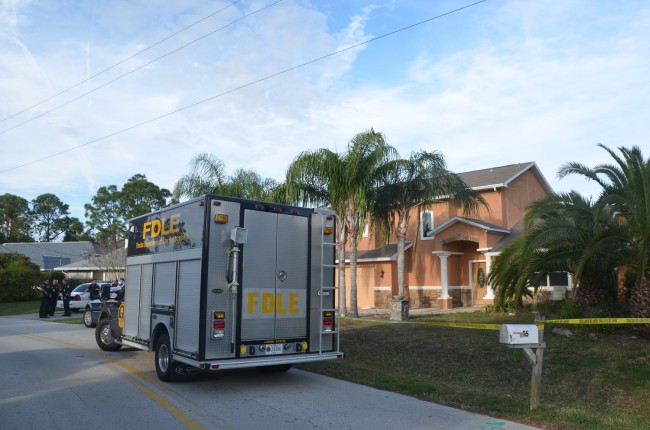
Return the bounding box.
[1,0,649,223]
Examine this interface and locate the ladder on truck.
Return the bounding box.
[314,208,341,355]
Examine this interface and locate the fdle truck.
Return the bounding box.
[95,195,342,381]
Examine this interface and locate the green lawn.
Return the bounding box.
[0,300,40,316]
[299,312,650,430]
[0,300,83,323]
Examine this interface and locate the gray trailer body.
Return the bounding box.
[120,195,341,372]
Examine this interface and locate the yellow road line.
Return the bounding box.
[24,333,205,430]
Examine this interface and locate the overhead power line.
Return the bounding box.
[0,0,243,126]
[0,0,283,136]
[0,0,488,175]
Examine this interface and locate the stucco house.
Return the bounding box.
[344,162,572,310]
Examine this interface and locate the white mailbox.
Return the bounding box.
[500,324,539,345]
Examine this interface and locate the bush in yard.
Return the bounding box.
[0,253,41,302]
[559,299,583,319]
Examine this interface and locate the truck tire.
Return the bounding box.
[256,364,293,373]
[95,318,122,351]
[155,332,182,382]
[83,308,96,328]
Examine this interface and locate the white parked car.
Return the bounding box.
[57,282,113,311]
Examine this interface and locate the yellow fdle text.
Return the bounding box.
[247,292,301,316]
[142,213,181,239]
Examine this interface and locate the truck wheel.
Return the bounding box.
[83,309,96,328]
[155,333,182,381]
[95,318,122,351]
[256,364,293,373]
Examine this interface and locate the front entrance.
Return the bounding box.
[471,261,487,305]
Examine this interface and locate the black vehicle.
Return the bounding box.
[83,286,124,328]
[95,299,124,352]
[83,301,102,328]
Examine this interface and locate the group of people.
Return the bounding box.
[36,277,126,319]
[37,278,73,318]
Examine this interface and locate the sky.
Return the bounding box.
[1,0,649,224]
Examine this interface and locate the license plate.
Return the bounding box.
[264,344,283,355]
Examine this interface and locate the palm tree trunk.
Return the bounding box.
[630,278,650,323]
[337,224,347,316]
[396,211,409,300]
[349,233,359,318]
[345,203,360,318]
[396,237,405,299]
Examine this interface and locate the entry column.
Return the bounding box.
[482,251,498,304]
[432,251,463,310]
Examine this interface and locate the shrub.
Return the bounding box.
[484,299,532,314]
[559,299,584,319]
[0,254,42,302]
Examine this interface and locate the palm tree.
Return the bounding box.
[558,144,650,288]
[284,148,349,315]
[285,129,396,317]
[558,144,650,317]
[368,150,486,314]
[172,153,226,202]
[221,168,286,203]
[173,153,286,202]
[488,191,628,310]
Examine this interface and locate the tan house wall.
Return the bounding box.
[343,261,393,309]
[501,169,549,228]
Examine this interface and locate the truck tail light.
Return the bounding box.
[324,216,334,235]
[323,311,334,332]
[212,311,225,338]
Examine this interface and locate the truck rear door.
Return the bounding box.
[241,210,309,343]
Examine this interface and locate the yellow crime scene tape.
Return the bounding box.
[538,317,650,325]
[355,316,648,330]
[411,321,502,330]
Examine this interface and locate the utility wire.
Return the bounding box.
[0,0,488,175]
[0,0,243,126]
[0,0,283,136]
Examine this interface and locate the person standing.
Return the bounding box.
[61,278,73,317]
[100,281,111,301]
[88,279,100,300]
[38,278,51,319]
[49,279,60,316]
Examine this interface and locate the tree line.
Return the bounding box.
[0,174,171,246]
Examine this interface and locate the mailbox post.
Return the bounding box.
[499,315,546,410]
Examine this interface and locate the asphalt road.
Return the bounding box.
[0,313,540,430]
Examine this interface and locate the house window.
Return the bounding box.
[548,272,569,286]
[421,211,434,239]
